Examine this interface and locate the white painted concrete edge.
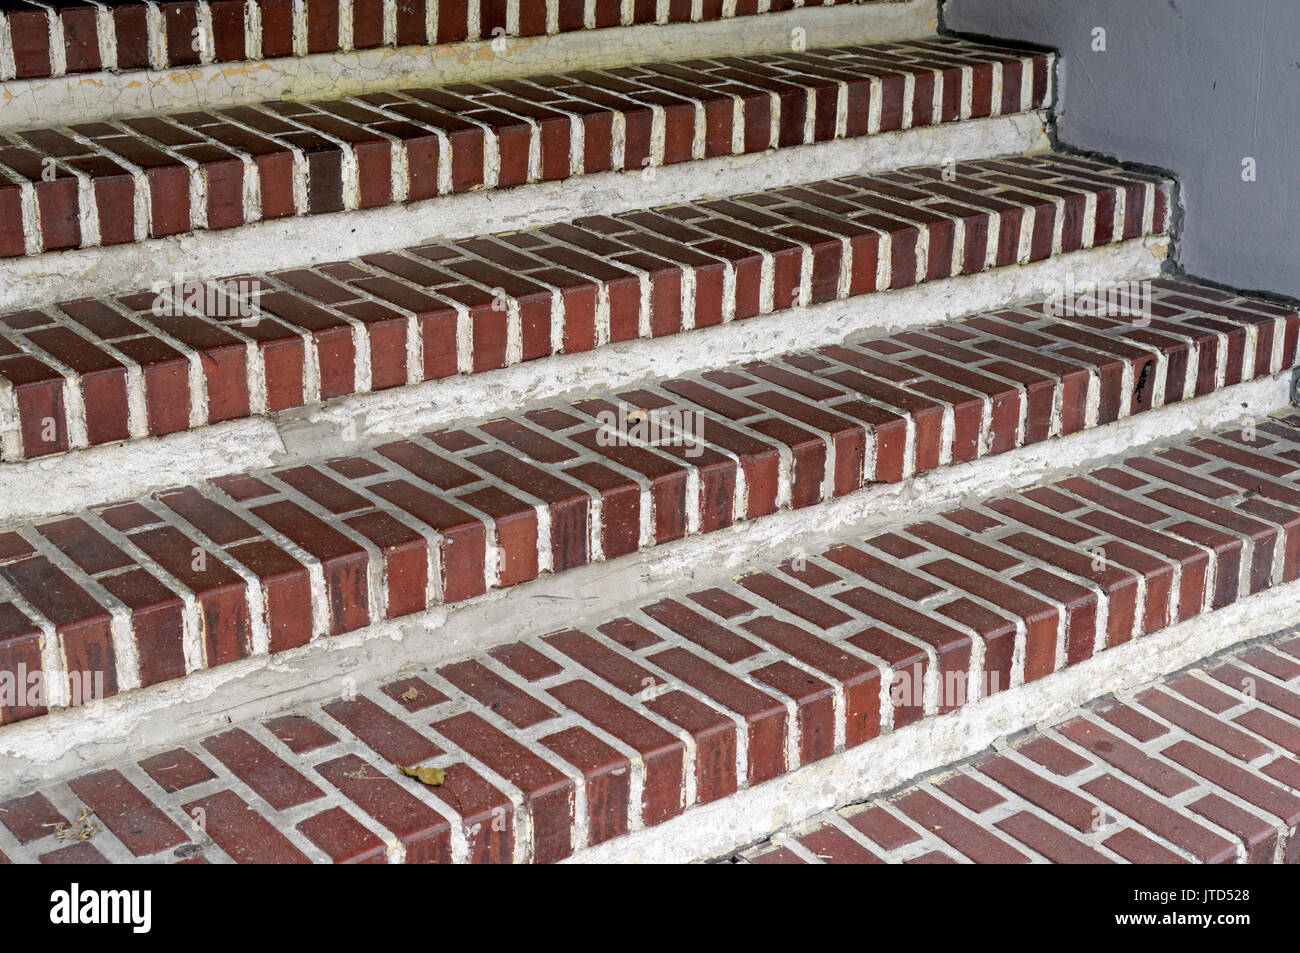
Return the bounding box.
[2,233,1162,523]
[0,1,939,131]
[0,372,1286,785]
[570,585,1300,863]
[0,111,1050,312]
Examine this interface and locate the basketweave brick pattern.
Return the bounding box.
[0,275,1290,724]
[0,35,1051,258]
[736,636,1300,864]
[0,0,893,83]
[4,411,1300,862]
[0,152,1171,462]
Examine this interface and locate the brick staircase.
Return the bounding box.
[0,0,1297,865]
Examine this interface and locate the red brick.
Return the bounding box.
[892,788,1029,863]
[541,726,630,847]
[297,807,387,864]
[315,754,451,863]
[182,790,311,863]
[648,646,787,784]
[138,748,216,793]
[1086,774,1235,863]
[0,792,67,844]
[797,823,884,864]
[323,695,443,766]
[66,769,189,857]
[548,680,685,825]
[263,715,338,754]
[437,658,558,729]
[252,500,370,634]
[202,728,325,810]
[431,712,573,863]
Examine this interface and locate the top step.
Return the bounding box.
[0,0,911,82]
[0,34,1051,261]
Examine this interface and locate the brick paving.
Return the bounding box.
[733,634,1300,864]
[3,408,1300,862]
[0,0,895,83]
[0,274,1287,726]
[0,35,1049,257]
[0,152,1168,460]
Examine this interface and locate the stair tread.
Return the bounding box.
[0,274,1292,728]
[0,151,1169,463]
[735,627,1300,864]
[0,35,1049,258]
[4,406,1300,863]
[0,0,901,83]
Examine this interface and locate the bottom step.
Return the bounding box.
[3,408,1300,864]
[732,628,1300,864]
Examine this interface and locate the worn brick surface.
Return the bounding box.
[3,412,1300,862]
[735,630,1300,864]
[0,151,1173,460]
[0,0,897,82]
[1,278,1286,723]
[0,36,1051,258]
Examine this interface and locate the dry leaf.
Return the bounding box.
[54,806,100,842]
[399,765,446,786]
[399,687,422,702]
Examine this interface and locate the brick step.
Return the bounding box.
[734,631,1300,864]
[0,275,1292,732]
[3,2,937,134]
[0,0,897,84]
[3,406,1300,863]
[0,151,1168,467]
[0,35,1051,259]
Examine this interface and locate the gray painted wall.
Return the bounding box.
[942,0,1300,300]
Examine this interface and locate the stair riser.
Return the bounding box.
[0,114,1049,310]
[0,373,1288,784]
[0,2,935,128]
[574,589,1300,863]
[1,235,1165,522]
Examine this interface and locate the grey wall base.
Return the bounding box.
[942,0,1300,302]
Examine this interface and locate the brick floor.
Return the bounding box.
[0,152,1170,461]
[2,408,1300,862]
[0,36,1049,257]
[733,634,1300,864]
[0,275,1288,726]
